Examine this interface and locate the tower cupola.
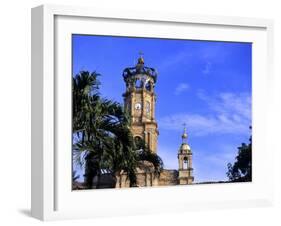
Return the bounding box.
[178,124,194,184]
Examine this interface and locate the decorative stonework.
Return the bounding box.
[123,55,159,153]
[118,55,194,188]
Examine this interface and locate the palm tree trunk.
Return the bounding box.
[113,171,121,188]
[96,172,101,189]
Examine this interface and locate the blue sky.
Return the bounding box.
[72,34,252,183]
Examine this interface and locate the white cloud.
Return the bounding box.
[157,50,192,71]
[157,141,239,182]
[174,83,189,95]
[157,42,229,74]
[192,144,239,182]
[159,91,251,136]
[157,144,179,170]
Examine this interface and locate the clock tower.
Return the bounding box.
[122,54,159,153]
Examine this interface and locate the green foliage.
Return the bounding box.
[73,71,101,134]
[134,138,164,175]
[227,131,252,182]
[72,71,163,188]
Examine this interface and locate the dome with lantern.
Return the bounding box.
[179,126,191,154]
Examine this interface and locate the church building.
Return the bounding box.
[115,55,194,188]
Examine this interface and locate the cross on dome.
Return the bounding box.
[182,123,188,141]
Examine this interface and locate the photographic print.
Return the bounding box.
[72,35,252,190]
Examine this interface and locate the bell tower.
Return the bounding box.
[122,54,159,153]
[178,125,194,184]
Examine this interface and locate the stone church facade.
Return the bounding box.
[115,55,194,188]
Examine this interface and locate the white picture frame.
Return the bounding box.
[31,4,274,221]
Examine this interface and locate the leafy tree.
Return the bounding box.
[72,71,163,189]
[227,131,252,182]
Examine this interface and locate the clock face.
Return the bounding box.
[135,103,142,110]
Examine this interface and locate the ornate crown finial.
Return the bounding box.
[137,51,144,65]
[123,52,157,83]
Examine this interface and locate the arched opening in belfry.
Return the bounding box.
[183,156,188,169]
[145,81,152,91]
[135,78,143,89]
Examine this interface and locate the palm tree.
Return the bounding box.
[72,71,100,136]
[72,71,163,189]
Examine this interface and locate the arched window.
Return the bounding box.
[135,79,143,89]
[145,81,152,91]
[125,101,131,113]
[183,156,188,169]
[134,136,143,150]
